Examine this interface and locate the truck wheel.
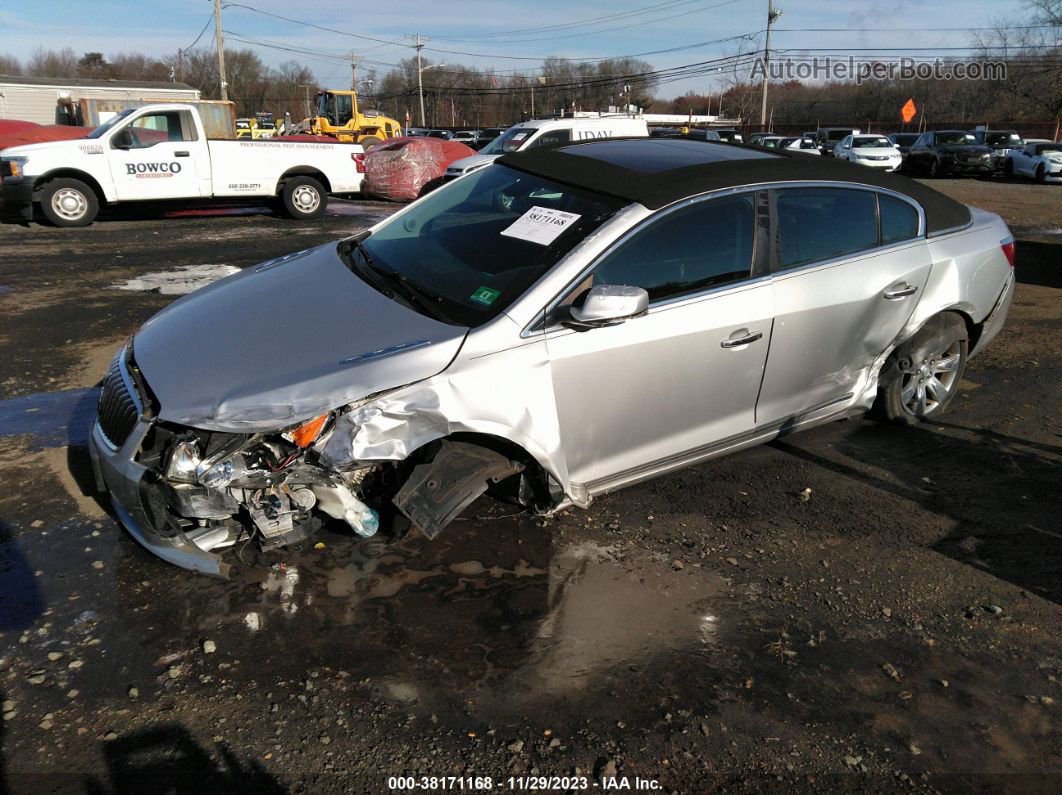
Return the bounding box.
[40,178,99,227]
[281,176,326,220]
[873,313,968,425]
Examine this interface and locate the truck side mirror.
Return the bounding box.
[112,129,134,150]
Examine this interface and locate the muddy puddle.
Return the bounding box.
[0,510,729,718]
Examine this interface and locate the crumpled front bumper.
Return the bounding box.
[88,419,231,578]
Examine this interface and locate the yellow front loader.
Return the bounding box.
[298,90,402,145]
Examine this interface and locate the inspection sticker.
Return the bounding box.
[500,206,581,246]
[469,286,501,305]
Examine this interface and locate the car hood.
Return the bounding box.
[447,153,501,172]
[852,146,900,155]
[133,242,468,432]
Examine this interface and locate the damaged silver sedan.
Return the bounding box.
[90,139,1015,576]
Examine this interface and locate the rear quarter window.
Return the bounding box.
[879,195,920,244]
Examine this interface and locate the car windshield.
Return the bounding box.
[985,133,1023,146]
[854,137,892,148]
[936,132,977,145]
[87,109,136,139]
[479,127,536,154]
[354,165,627,326]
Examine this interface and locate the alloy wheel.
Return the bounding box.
[899,340,963,417]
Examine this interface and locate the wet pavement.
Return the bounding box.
[0,186,1059,791]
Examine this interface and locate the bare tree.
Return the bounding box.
[26,47,78,77]
[0,54,22,75]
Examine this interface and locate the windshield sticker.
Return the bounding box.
[500,206,582,246]
[469,286,501,306]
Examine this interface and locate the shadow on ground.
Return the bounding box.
[83,724,284,795]
[771,419,1061,603]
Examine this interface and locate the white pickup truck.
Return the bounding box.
[0,103,365,226]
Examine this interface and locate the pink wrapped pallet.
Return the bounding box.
[363,136,474,202]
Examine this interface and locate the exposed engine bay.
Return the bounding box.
[125,402,534,575]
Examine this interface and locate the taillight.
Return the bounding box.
[1000,237,1015,268]
[352,153,366,173]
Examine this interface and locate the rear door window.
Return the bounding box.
[774,188,878,269]
[590,194,756,302]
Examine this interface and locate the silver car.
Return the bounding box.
[89,139,1016,577]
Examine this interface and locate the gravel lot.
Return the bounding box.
[0,181,1058,792]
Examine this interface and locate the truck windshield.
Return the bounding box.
[352,165,627,327]
[479,127,536,155]
[87,109,136,139]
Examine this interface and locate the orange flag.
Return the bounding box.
[901,98,917,124]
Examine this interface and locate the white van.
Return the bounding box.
[445,116,649,179]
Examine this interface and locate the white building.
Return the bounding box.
[0,75,200,125]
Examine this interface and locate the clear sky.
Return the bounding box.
[0,0,1036,97]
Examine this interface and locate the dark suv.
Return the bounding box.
[906,130,994,177]
[815,127,859,155]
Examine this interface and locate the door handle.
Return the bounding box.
[720,329,763,349]
[883,284,918,300]
[175,151,190,157]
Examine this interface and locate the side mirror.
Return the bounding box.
[112,129,133,150]
[568,284,649,328]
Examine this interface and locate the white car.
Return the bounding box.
[833,135,903,171]
[0,103,365,226]
[1004,141,1062,183]
[779,136,820,155]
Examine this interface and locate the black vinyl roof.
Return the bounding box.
[499,138,972,236]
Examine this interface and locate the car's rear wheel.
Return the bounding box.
[280,176,327,220]
[40,178,99,227]
[875,313,968,424]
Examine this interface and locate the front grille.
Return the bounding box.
[98,356,141,448]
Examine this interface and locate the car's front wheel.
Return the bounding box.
[875,313,968,424]
[928,157,942,178]
[39,178,99,227]
[1036,164,1047,184]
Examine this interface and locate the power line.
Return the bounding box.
[433,0,746,44]
[183,12,215,52]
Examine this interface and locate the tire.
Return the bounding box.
[928,158,941,178]
[1003,159,1014,178]
[1035,164,1046,184]
[874,313,969,424]
[360,136,385,150]
[39,178,99,227]
[280,176,327,220]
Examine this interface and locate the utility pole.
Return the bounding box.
[415,34,426,127]
[213,0,228,102]
[350,52,357,91]
[177,49,184,83]
[759,0,781,129]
